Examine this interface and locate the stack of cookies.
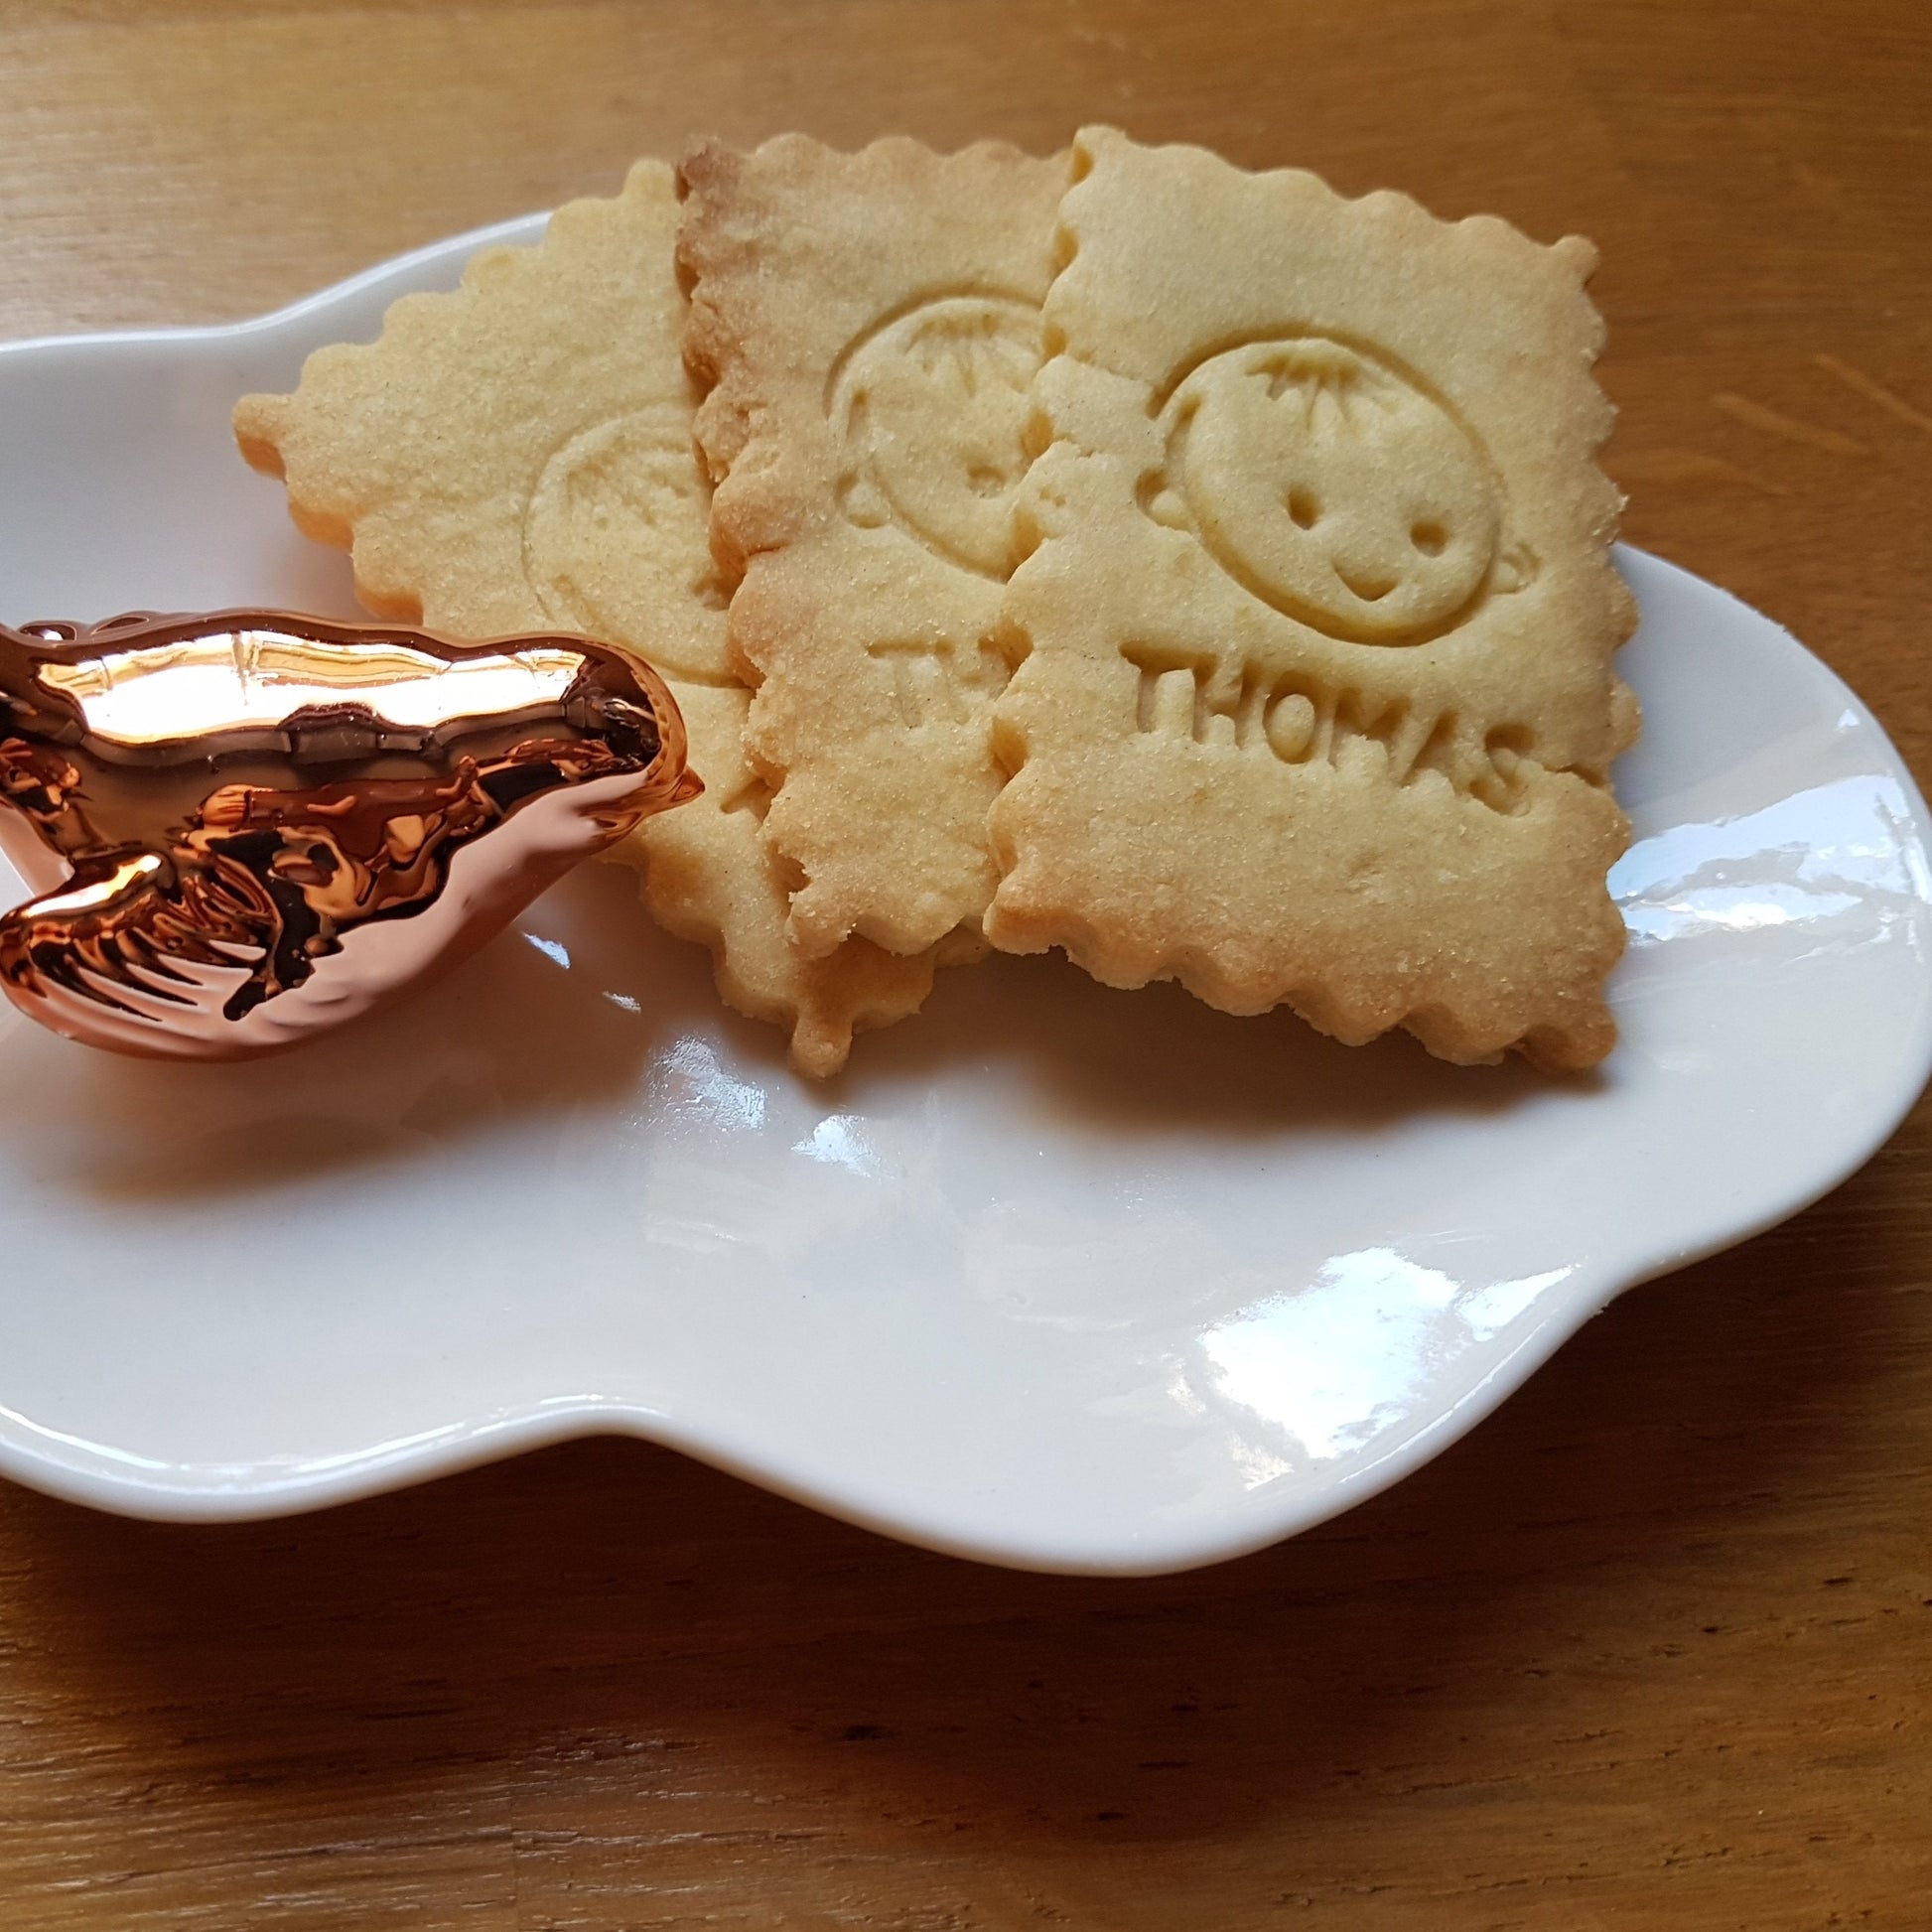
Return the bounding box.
[234,127,1636,1077]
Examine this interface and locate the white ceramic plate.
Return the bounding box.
[1,220,1929,1575]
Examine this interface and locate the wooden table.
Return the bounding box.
[3,2,1929,1925]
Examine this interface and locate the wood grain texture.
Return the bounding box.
[2,1,1930,1925]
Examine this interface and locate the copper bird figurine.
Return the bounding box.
[0,611,698,1058]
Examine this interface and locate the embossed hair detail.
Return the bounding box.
[0,612,696,1059]
[1146,336,1536,646]
[828,296,1035,733]
[831,293,1045,581]
[983,127,1634,1072]
[677,134,1066,967]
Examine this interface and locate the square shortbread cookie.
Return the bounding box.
[986,127,1638,1069]
[233,160,944,1076]
[681,135,1065,961]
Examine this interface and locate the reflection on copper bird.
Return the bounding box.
[0,611,697,1058]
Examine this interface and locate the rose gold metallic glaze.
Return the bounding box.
[0,611,697,1057]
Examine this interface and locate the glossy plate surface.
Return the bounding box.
[1,220,1928,1574]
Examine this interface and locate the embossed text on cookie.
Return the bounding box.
[866,636,1013,729]
[1120,642,1536,813]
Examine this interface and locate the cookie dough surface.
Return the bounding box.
[682,135,1065,961]
[234,159,943,1075]
[987,127,1637,1069]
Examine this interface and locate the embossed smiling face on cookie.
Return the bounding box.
[1156,338,1508,645]
[832,295,1042,580]
[522,401,729,677]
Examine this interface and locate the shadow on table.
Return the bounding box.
[4,1104,1920,1918]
